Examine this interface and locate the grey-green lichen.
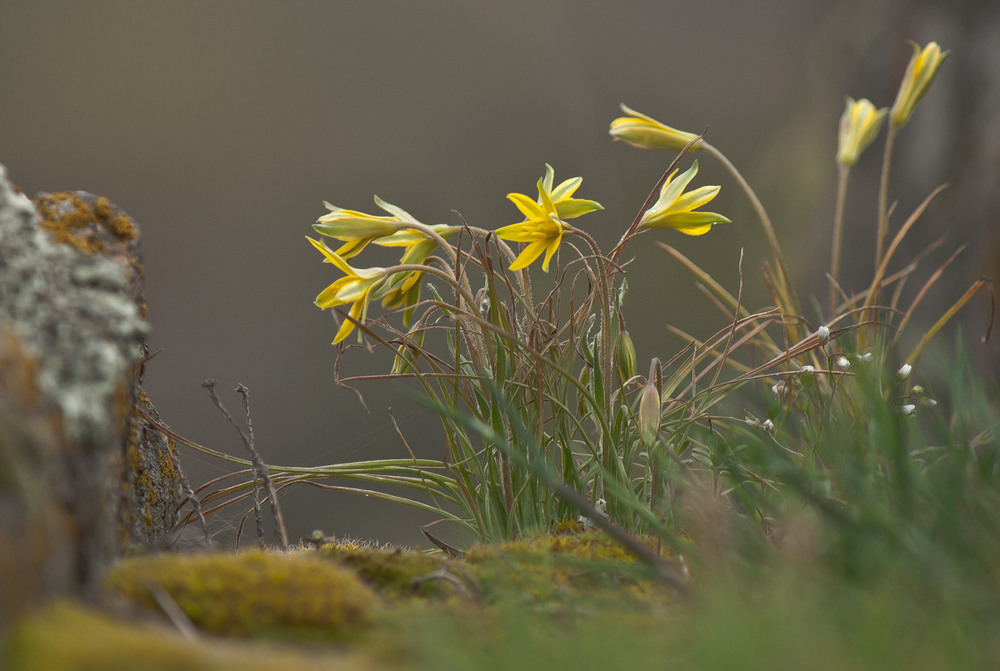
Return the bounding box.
[0,167,148,447]
[0,165,156,620]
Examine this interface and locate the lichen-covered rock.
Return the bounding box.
[106,550,378,638]
[121,390,182,550]
[0,325,74,634]
[0,164,179,634]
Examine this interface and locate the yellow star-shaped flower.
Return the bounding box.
[307,237,386,344]
[496,165,602,272]
[639,161,730,236]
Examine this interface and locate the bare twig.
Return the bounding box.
[202,380,289,550]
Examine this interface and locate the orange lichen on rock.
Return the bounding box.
[35,192,137,255]
[119,388,182,549]
[33,191,146,316]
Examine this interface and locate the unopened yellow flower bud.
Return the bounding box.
[890,41,948,128]
[638,358,662,448]
[617,332,637,384]
[837,98,887,166]
[609,104,702,152]
[638,380,661,448]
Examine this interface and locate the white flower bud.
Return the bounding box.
[762,419,775,431]
[897,363,912,381]
[836,356,851,370]
[817,325,831,344]
[901,404,916,415]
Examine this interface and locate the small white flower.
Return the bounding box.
[836,356,851,370]
[800,365,815,374]
[897,363,913,381]
[762,418,775,431]
[817,325,831,344]
[901,404,916,415]
[861,352,873,363]
[923,398,938,407]
[578,497,609,529]
[745,417,759,427]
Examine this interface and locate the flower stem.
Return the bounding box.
[875,122,899,290]
[830,163,850,314]
[569,226,620,499]
[703,141,801,329]
[571,229,614,418]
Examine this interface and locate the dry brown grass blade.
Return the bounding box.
[657,241,744,316]
[906,278,993,365]
[891,244,967,347]
[865,184,948,308]
[710,249,745,391]
[662,314,777,402]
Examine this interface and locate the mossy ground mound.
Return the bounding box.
[106,549,377,639]
[4,602,364,671]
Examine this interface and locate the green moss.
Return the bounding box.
[105,550,377,639]
[318,543,452,599]
[464,530,672,606]
[4,602,370,670]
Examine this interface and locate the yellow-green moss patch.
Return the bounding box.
[106,550,377,639]
[317,543,453,599]
[464,530,672,605]
[4,601,364,671]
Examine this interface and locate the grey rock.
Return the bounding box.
[0,165,181,634]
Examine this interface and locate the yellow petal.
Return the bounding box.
[509,239,548,271]
[496,221,538,243]
[507,192,545,220]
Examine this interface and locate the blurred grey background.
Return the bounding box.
[2,1,997,547]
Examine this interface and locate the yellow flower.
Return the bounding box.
[496,165,602,272]
[307,237,386,344]
[890,41,948,128]
[313,196,416,259]
[837,97,887,166]
[372,224,454,323]
[639,161,730,235]
[609,104,702,151]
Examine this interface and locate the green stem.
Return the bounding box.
[876,122,899,278]
[569,227,615,482]
[830,162,850,314]
[385,261,487,370]
[703,141,801,326]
